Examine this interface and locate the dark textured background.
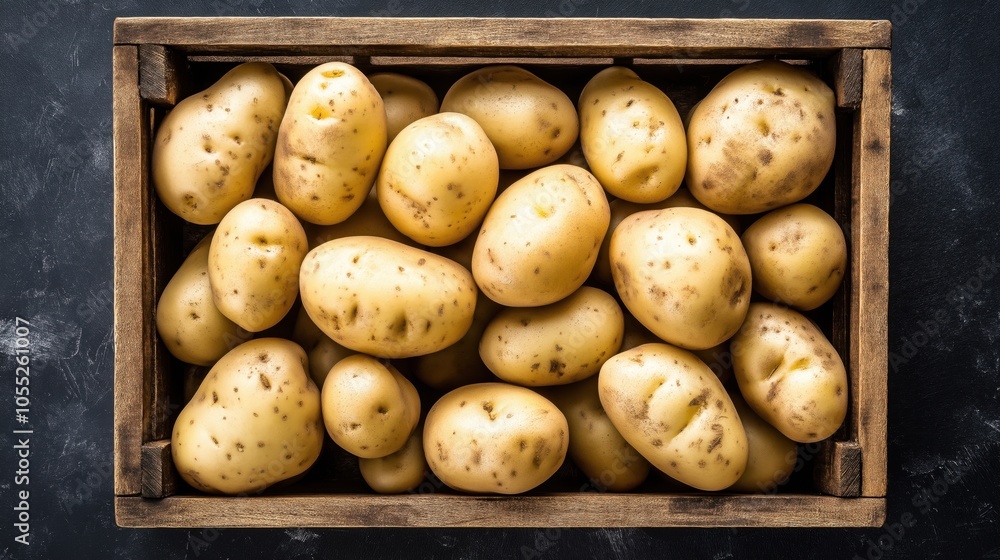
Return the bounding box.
[1,0,998,558]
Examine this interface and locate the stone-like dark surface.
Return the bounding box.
[1,0,998,558]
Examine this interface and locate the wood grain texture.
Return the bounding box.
[814,441,862,497]
[115,494,886,528]
[830,48,864,109]
[141,440,178,498]
[113,18,891,56]
[852,49,891,497]
[113,44,145,496]
[139,44,186,106]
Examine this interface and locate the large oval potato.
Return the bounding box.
[542,376,650,491]
[377,112,499,246]
[729,395,798,493]
[156,233,252,366]
[171,338,323,495]
[480,287,624,386]
[370,73,439,143]
[321,354,420,458]
[424,382,568,494]
[579,67,687,203]
[731,303,848,443]
[274,62,387,225]
[209,199,308,332]
[686,60,836,214]
[359,426,428,493]
[610,207,751,350]
[741,203,847,310]
[598,343,748,491]
[441,65,579,169]
[153,62,290,225]
[300,236,477,358]
[473,164,610,307]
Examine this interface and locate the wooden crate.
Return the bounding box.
[113,17,890,528]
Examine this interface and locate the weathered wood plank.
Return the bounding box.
[813,441,862,497]
[139,44,187,106]
[141,440,178,499]
[830,48,864,109]
[116,494,886,528]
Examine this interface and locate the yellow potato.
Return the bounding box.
[579,66,687,203]
[598,343,748,491]
[171,338,323,495]
[729,395,798,493]
[480,287,624,386]
[541,376,650,491]
[473,164,610,307]
[377,112,499,246]
[208,199,308,332]
[687,60,836,214]
[423,382,568,494]
[610,207,751,350]
[156,233,253,366]
[741,203,847,310]
[731,303,848,443]
[370,73,439,143]
[153,62,290,225]
[274,62,387,225]
[321,354,421,459]
[290,307,354,386]
[306,187,418,251]
[359,426,428,493]
[413,292,502,391]
[620,311,661,352]
[299,236,477,358]
[441,65,578,169]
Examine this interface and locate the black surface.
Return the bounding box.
[1,1,999,558]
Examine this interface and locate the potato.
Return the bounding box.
[598,343,748,491]
[299,236,477,358]
[731,303,848,443]
[156,233,253,366]
[542,376,650,491]
[686,60,836,214]
[441,65,578,169]
[307,187,418,250]
[171,338,323,495]
[579,67,687,203]
[209,199,307,332]
[423,382,568,494]
[594,187,741,286]
[691,342,734,385]
[369,73,439,143]
[413,292,502,391]
[480,287,624,386]
[610,207,751,350]
[153,62,290,225]
[359,426,428,493]
[473,164,610,307]
[741,203,847,310]
[274,62,387,225]
[377,112,499,246]
[291,307,353,386]
[621,311,661,352]
[321,354,420,458]
[729,395,798,493]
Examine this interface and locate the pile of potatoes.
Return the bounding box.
[155,58,848,496]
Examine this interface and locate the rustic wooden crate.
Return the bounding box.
[113,17,890,528]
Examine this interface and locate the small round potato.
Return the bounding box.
[480,287,624,386]
[686,60,837,214]
[370,73,439,143]
[321,354,421,459]
[598,343,748,491]
[156,233,253,366]
[441,65,579,169]
[729,395,798,493]
[610,207,751,350]
[424,382,568,494]
[299,236,477,358]
[731,303,848,443]
[208,199,308,332]
[473,164,610,307]
[359,426,428,493]
[171,338,323,495]
[377,112,499,246]
[274,62,387,225]
[290,307,354,386]
[542,376,650,491]
[579,67,687,203]
[741,203,847,310]
[153,62,290,225]
[413,292,502,391]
